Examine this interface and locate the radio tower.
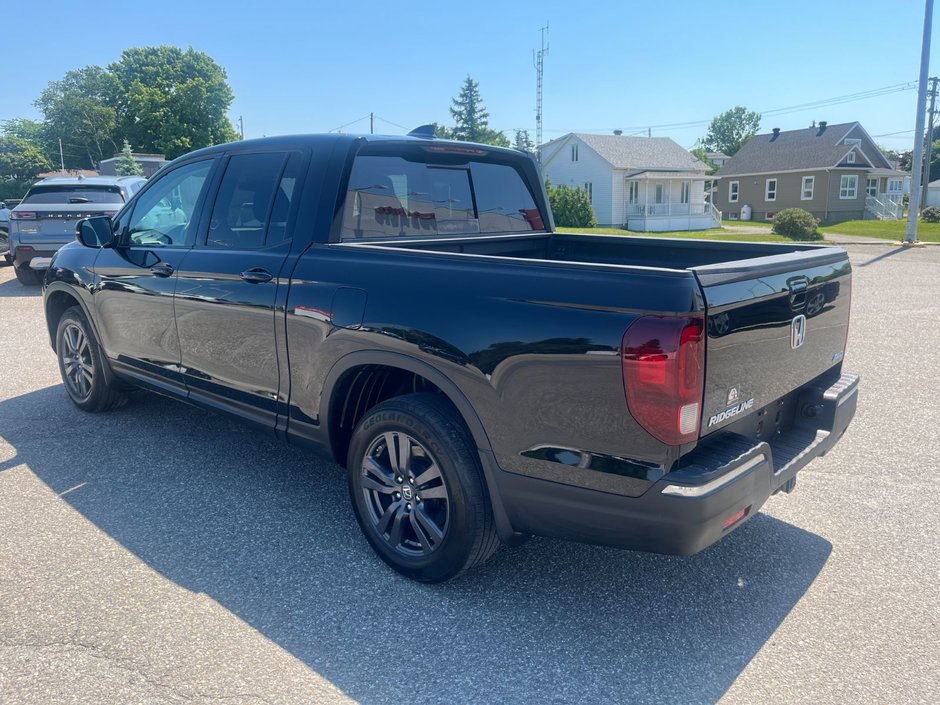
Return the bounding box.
[534,22,549,161]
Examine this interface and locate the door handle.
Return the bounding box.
[151,262,174,277]
[240,268,274,283]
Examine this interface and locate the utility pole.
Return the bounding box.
[921,76,939,206]
[907,0,933,244]
[370,112,374,134]
[533,22,549,162]
[58,138,65,171]
[238,116,244,140]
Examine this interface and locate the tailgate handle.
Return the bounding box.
[787,276,809,310]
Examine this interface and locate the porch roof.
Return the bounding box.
[623,170,712,180]
[866,168,908,177]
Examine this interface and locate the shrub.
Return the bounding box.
[548,183,597,228]
[921,206,940,222]
[772,208,821,240]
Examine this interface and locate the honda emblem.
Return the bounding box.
[791,315,807,349]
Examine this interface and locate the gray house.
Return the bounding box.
[713,122,906,222]
[98,152,167,178]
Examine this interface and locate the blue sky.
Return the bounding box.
[4,0,933,152]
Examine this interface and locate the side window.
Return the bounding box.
[206,152,285,249]
[127,160,213,247]
[266,152,306,245]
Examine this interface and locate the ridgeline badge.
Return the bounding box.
[707,397,755,428]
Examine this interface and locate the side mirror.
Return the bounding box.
[77,216,115,248]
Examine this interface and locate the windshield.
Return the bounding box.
[22,185,125,205]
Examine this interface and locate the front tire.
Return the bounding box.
[347,393,500,582]
[55,306,126,412]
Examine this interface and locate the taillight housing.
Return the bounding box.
[622,316,705,445]
[10,211,38,219]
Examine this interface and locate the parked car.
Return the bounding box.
[42,132,859,582]
[8,175,146,284]
[0,201,11,264]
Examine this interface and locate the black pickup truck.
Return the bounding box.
[43,132,858,582]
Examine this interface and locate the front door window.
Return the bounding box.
[866,178,878,197]
[655,183,666,204]
[127,160,214,247]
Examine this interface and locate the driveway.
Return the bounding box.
[1,246,938,704]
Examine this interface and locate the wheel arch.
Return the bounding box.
[44,282,120,387]
[321,350,516,541]
[321,350,493,465]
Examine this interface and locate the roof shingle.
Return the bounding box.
[555,133,706,171]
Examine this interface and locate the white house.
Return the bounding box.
[540,132,719,231]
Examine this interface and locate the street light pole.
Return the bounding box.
[906,0,934,244]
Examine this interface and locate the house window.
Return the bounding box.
[729,181,739,203]
[681,181,690,204]
[765,178,777,201]
[628,181,639,203]
[866,178,878,197]
[571,144,579,162]
[844,138,862,147]
[584,182,593,202]
[846,152,856,164]
[840,175,858,199]
[801,176,815,200]
[654,183,666,204]
[887,178,903,194]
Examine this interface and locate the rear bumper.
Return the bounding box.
[489,372,859,554]
[13,247,58,269]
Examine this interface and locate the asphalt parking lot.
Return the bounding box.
[1,244,939,705]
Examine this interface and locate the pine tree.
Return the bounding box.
[115,139,144,176]
[514,129,534,152]
[447,76,509,147]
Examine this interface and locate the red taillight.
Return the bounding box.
[722,506,750,530]
[622,316,705,445]
[10,211,38,220]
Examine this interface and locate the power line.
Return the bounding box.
[536,80,918,136]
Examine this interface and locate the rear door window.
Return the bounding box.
[341,153,543,239]
[205,153,286,249]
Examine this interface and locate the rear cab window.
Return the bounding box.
[22,186,125,204]
[340,145,545,240]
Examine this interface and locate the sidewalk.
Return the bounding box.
[823,231,939,246]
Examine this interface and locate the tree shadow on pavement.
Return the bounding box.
[0,386,832,705]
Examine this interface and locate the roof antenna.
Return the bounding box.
[407,124,436,139]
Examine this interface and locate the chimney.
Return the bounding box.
[771,127,780,141]
[817,121,828,135]
[613,129,623,136]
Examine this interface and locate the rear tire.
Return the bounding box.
[55,306,126,412]
[346,393,500,582]
[14,264,42,286]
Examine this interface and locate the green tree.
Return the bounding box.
[35,65,121,169]
[691,147,718,175]
[446,76,510,147]
[514,129,534,152]
[109,46,238,159]
[431,122,455,139]
[548,183,597,228]
[0,135,53,200]
[702,106,761,156]
[115,139,145,176]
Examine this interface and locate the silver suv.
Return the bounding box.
[8,175,146,285]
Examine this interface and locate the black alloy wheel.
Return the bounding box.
[55,306,126,412]
[347,393,500,582]
[360,430,450,557]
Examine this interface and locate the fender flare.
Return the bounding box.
[320,350,519,540]
[44,281,120,388]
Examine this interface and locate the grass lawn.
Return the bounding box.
[819,219,940,243]
[721,219,774,229]
[562,226,793,242]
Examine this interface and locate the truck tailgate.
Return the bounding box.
[692,246,851,436]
